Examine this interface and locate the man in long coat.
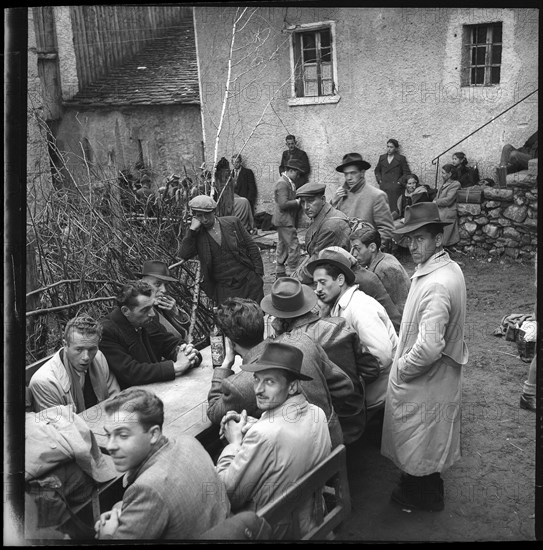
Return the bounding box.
[381,202,469,512]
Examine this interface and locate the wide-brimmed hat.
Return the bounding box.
[393,202,453,235]
[336,153,371,172]
[260,278,317,319]
[241,341,312,381]
[284,158,306,174]
[296,182,326,197]
[322,246,357,268]
[189,195,217,212]
[306,247,356,285]
[138,260,177,282]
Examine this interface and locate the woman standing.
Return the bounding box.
[433,164,461,247]
[374,139,411,213]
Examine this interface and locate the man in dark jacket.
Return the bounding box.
[279,134,310,189]
[179,195,264,305]
[231,154,257,214]
[99,281,200,389]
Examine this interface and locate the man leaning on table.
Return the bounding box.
[95,388,230,539]
[99,280,201,389]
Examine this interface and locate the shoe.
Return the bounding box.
[391,475,444,512]
[520,393,536,412]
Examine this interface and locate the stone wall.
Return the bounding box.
[457,159,538,259]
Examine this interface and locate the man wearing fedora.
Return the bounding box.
[139,260,190,341]
[308,247,398,414]
[261,277,378,444]
[292,182,351,285]
[179,195,264,305]
[272,160,305,278]
[216,341,331,539]
[278,134,311,189]
[206,297,353,449]
[381,202,469,512]
[331,153,395,252]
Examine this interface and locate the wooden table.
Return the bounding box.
[80,345,240,449]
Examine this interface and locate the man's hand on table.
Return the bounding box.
[174,343,199,376]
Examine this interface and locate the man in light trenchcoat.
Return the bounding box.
[381,202,469,512]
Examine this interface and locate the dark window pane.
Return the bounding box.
[475,25,487,44]
[320,29,331,49]
[302,33,315,49]
[476,46,486,65]
[491,45,502,64]
[321,47,331,62]
[303,49,317,63]
[491,66,501,84]
[475,67,485,84]
[471,47,477,65]
[492,23,502,43]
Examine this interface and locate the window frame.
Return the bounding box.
[461,22,503,87]
[288,20,340,106]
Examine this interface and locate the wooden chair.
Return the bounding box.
[256,444,351,540]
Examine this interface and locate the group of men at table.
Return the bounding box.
[27,192,469,540]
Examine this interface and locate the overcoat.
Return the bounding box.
[374,153,411,211]
[381,250,469,476]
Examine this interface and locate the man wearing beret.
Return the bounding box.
[331,153,395,251]
[292,182,351,285]
[215,341,330,539]
[179,195,264,305]
[271,159,305,279]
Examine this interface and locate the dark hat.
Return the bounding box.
[284,158,306,174]
[189,194,217,212]
[138,260,177,282]
[392,202,453,235]
[241,341,312,381]
[335,153,371,172]
[296,182,326,197]
[306,247,356,285]
[260,277,317,319]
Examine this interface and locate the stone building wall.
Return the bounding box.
[194,7,539,215]
[457,159,538,259]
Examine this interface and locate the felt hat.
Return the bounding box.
[296,182,327,197]
[322,246,357,268]
[284,158,306,174]
[260,277,317,319]
[138,260,177,282]
[241,341,312,381]
[392,202,453,235]
[335,153,371,172]
[189,195,217,212]
[306,247,356,285]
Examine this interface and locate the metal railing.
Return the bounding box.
[431,88,538,186]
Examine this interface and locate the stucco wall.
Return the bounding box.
[56,105,203,187]
[194,7,538,215]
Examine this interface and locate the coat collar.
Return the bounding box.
[124,435,170,487]
[411,250,452,279]
[331,284,358,316]
[259,393,308,421]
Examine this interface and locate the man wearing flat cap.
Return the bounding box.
[271,159,305,278]
[381,202,468,513]
[278,134,311,189]
[216,341,331,539]
[331,153,395,251]
[292,182,351,285]
[179,195,264,305]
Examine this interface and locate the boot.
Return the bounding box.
[391,473,444,512]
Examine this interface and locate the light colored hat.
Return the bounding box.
[188,195,217,212]
[306,247,356,285]
[323,246,357,268]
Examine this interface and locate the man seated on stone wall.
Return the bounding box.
[29,314,120,413]
[99,281,200,389]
